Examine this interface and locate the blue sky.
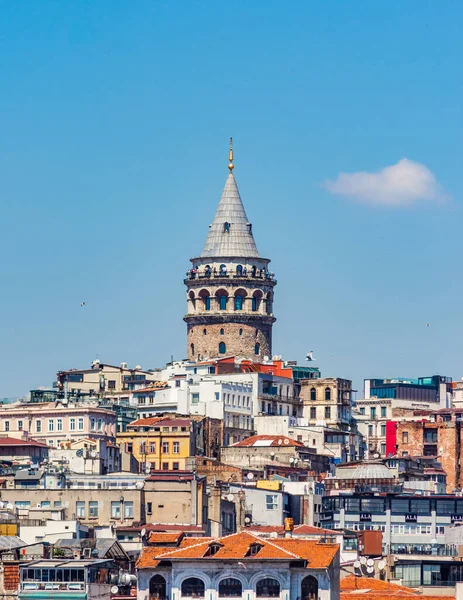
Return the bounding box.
[1,1,461,397]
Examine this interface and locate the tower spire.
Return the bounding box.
[228,137,234,173]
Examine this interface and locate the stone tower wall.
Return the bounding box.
[187,320,272,362]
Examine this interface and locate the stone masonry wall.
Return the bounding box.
[187,321,272,362]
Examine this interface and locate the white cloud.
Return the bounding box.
[324,158,445,206]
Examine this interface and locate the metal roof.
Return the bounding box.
[0,536,26,550]
[201,174,260,259]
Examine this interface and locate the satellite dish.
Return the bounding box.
[90,450,98,459]
[284,439,289,445]
[110,585,119,595]
[289,457,295,463]
[354,560,361,569]
[244,517,251,524]
[378,560,386,571]
[263,356,269,362]
[367,566,374,574]
[227,494,234,502]
[135,481,145,490]
[367,558,374,567]
[140,528,147,538]
[278,439,283,445]
[76,449,83,457]
[360,556,367,565]
[247,473,254,480]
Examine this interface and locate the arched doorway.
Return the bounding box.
[301,575,318,600]
[219,578,242,597]
[149,574,166,599]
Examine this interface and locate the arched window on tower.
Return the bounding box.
[325,387,331,401]
[219,295,228,309]
[239,328,243,336]
[203,329,207,336]
[223,222,230,233]
[199,290,210,311]
[236,265,243,276]
[220,328,225,336]
[235,295,243,310]
[310,388,316,401]
[219,342,226,355]
[254,343,260,356]
[252,290,262,312]
[191,343,195,357]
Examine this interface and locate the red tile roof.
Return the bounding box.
[137,531,338,569]
[232,435,304,448]
[339,575,444,599]
[148,532,185,544]
[0,437,48,448]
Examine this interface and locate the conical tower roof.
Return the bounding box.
[201,173,260,258]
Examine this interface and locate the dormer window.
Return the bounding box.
[246,542,263,557]
[205,542,223,556]
[224,222,230,233]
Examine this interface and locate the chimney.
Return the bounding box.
[284,518,294,538]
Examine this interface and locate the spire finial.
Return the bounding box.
[228,137,234,173]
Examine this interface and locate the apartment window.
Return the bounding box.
[41,501,51,508]
[36,420,42,432]
[124,501,134,519]
[54,501,62,508]
[17,420,23,431]
[310,407,316,419]
[162,441,169,454]
[48,440,54,447]
[359,407,365,415]
[70,418,76,431]
[310,388,316,401]
[147,502,153,514]
[48,420,54,432]
[368,425,373,436]
[162,462,169,470]
[76,501,85,518]
[108,380,116,389]
[15,501,30,509]
[175,380,181,388]
[402,431,409,444]
[89,501,98,518]
[111,502,121,519]
[325,407,331,419]
[173,441,180,454]
[90,418,96,431]
[380,443,386,455]
[370,407,376,419]
[57,419,63,432]
[192,393,200,404]
[173,462,179,470]
[266,494,278,510]
[78,418,84,431]
[149,442,155,453]
[215,392,220,401]
[381,406,387,418]
[325,387,331,401]
[380,424,386,436]
[4,421,9,432]
[140,442,146,454]
[97,418,102,431]
[127,442,133,453]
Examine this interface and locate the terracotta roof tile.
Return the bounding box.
[340,575,418,595]
[148,532,185,544]
[137,531,338,569]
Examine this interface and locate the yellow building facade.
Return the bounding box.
[117,416,201,471]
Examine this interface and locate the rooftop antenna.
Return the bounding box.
[228,138,234,173]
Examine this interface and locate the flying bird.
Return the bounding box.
[238,562,246,569]
[426,323,430,327]
[80,302,87,307]
[306,351,316,362]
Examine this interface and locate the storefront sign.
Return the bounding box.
[320,512,333,521]
[451,514,463,522]
[360,513,372,521]
[405,514,417,522]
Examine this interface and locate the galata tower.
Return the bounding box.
[184,140,276,362]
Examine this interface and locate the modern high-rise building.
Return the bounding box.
[184,140,276,362]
